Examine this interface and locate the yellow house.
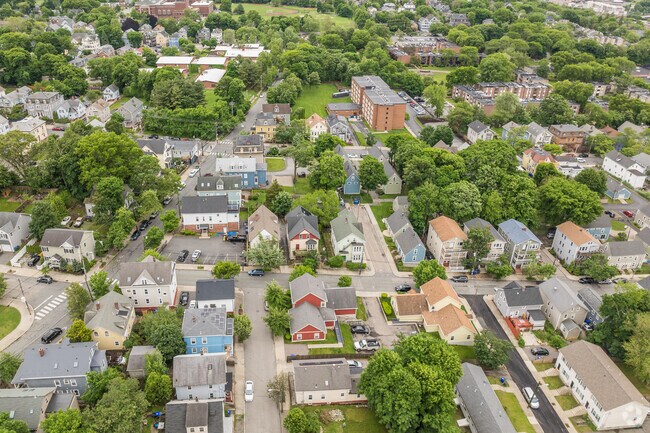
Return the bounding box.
[84,290,136,350]
[522,148,558,175]
[254,112,277,142]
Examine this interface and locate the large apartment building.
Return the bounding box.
[351,76,406,131]
[135,0,213,18]
[452,82,551,115]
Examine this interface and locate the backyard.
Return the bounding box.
[240,3,355,28]
[555,394,580,410]
[0,198,21,212]
[266,157,286,172]
[283,177,313,196]
[495,390,536,433]
[294,84,352,118]
[370,203,393,232]
[615,360,650,398]
[301,405,387,433]
[308,324,354,355]
[543,375,565,390]
[0,306,21,340]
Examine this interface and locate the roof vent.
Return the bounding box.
[39,348,45,357]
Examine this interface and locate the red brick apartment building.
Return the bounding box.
[351,76,406,131]
[136,0,213,18]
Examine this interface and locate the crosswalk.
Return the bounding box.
[35,292,67,321]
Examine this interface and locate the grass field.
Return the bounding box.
[571,415,597,433]
[0,306,21,340]
[533,362,554,371]
[615,360,650,398]
[611,220,626,231]
[556,394,579,410]
[240,3,355,28]
[309,324,354,355]
[372,128,413,142]
[495,390,536,433]
[294,84,352,118]
[283,177,313,196]
[110,96,130,110]
[301,405,387,433]
[0,198,21,212]
[266,157,286,172]
[370,203,393,231]
[544,376,565,390]
[356,297,367,320]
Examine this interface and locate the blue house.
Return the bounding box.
[168,32,180,48]
[215,157,267,189]
[394,226,426,267]
[342,159,361,195]
[584,213,611,241]
[605,179,631,200]
[182,307,234,355]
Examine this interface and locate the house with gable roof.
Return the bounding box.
[117,97,144,129]
[525,122,553,146]
[117,257,178,309]
[539,277,588,338]
[87,99,111,122]
[40,229,95,269]
[467,120,495,144]
[181,195,239,235]
[286,206,320,259]
[426,216,467,271]
[585,213,611,241]
[494,281,545,329]
[195,174,242,210]
[552,221,601,264]
[330,209,365,263]
[165,400,226,433]
[326,114,352,142]
[463,218,505,261]
[602,150,647,188]
[605,178,632,200]
[182,307,233,355]
[293,358,364,405]
[84,290,136,350]
[173,353,227,400]
[195,279,235,312]
[248,204,280,248]
[103,84,120,102]
[521,148,558,175]
[0,212,31,252]
[497,219,541,270]
[261,103,291,125]
[603,240,646,270]
[0,388,78,432]
[126,346,157,378]
[215,157,266,189]
[233,134,264,163]
[56,99,86,121]
[306,113,327,142]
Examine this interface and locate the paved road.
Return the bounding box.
[464,295,570,433]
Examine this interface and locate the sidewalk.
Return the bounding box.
[0,297,34,352]
[0,264,85,283]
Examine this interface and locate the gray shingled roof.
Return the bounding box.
[502,285,543,307]
[137,138,167,155]
[126,345,157,375]
[196,279,235,302]
[456,363,517,433]
[0,212,30,234]
[0,388,55,430]
[172,353,226,387]
[584,213,611,229]
[638,275,650,290]
[117,258,175,287]
[330,209,364,243]
[235,134,263,147]
[165,400,224,433]
[604,150,638,169]
[604,240,646,257]
[539,277,586,313]
[498,219,541,245]
[292,358,352,392]
[395,226,423,255]
[323,287,357,310]
[289,302,326,334]
[181,195,228,214]
[40,228,90,248]
[13,342,103,384]
[84,290,134,337]
[636,228,650,246]
[195,174,241,192]
[468,120,489,134]
[386,212,410,235]
[182,307,233,337]
[286,206,320,240]
[290,274,326,305]
[464,217,504,242]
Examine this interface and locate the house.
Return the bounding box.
[456,363,517,433]
[195,175,242,211]
[604,179,631,200]
[577,287,603,326]
[56,100,86,121]
[549,124,586,151]
[603,240,645,270]
[233,134,264,163]
[467,120,495,144]
[525,122,553,146]
[494,281,545,329]
[521,148,558,175]
[330,209,365,263]
[602,150,647,189]
[195,68,227,89]
[248,205,280,248]
[342,158,361,195]
[262,103,291,125]
[12,342,107,396]
[172,353,227,400]
[117,257,178,309]
[84,291,135,350]
[0,87,31,109]
[196,279,235,312]
[367,145,402,194]
[392,277,477,344]
[635,203,650,228]
[463,218,505,262]
[306,113,327,142]
[155,55,194,69]
[418,15,439,32]
[126,346,157,378]
[286,206,320,259]
[180,196,239,235]
[385,211,410,237]
[449,13,470,26]
[556,341,650,430]
[555,155,584,178]
[25,92,64,118]
[0,115,9,134]
[117,97,144,129]
[393,196,409,214]
[540,277,588,338]
[254,112,278,141]
[498,219,542,270]
[292,358,364,405]
[289,302,329,342]
[103,84,120,102]
[182,307,234,355]
[11,117,48,142]
[168,138,200,164]
[585,213,611,241]
[40,229,95,269]
[326,115,352,142]
[618,121,646,135]
[552,221,601,265]
[214,157,267,189]
[0,388,78,432]
[0,212,31,252]
[165,400,226,433]
[87,99,111,122]
[426,216,467,271]
[137,138,171,168]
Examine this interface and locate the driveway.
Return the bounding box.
[358,205,394,275]
[362,297,417,349]
[161,236,246,265]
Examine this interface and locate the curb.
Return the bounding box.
[0,298,35,352]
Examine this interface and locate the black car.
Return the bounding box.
[350,325,370,334]
[531,347,550,356]
[450,276,469,283]
[41,327,63,343]
[139,220,150,231]
[579,277,596,284]
[179,291,189,306]
[395,284,412,293]
[130,230,141,241]
[604,210,615,218]
[37,275,54,284]
[248,269,265,276]
[148,135,159,139]
[27,254,40,267]
[226,235,247,242]
[177,249,189,262]
[579,153,589,158]
[546,228,556,239]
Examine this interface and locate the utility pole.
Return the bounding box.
[79,249,93,302]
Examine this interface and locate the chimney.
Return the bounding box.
[95,302,101,311]
[114,302,119,310]
[39,348,45,357]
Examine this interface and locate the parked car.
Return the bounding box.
[598,279,612,285]
[576,157,586,163]
[73,217,84,227]
[350,325,370,334]
[41,327,63,344]
[226,235,246,242]
[52,126,65,131]
[354,339,380,352]
[604,210,615,218]
[530,347,549,356]
[579,277,595,284]
[395,284,411,293]
[60,216,71,226]
[347,360,362,368]
[450,276,469,283]
[248,269,265,276]
[37,275,54,284]
[522,387,539,409]
[139,220,150,231]
[149,211,159,220]
[148,135,159,139]
[130,230,141,241]
[546,227,557,239]
[612,277,628,284]
[191,250,201,262]
[579,153,589,158]
[623,210,634,218]
[244,381,254,402]
[188,167,200,178]
[179,291,189,306]
[176,249,189,262]
[27,254,40,267]
[582,322,594,331]
[162,196,172,205]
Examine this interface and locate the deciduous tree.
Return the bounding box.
[358,155,388,191]
[85,378,149,433]
[412,260,447,286]
[245,239,284,270]
[66,319,93,343]
[283,407,319,433]
[76,132,142,188]
[533,162,561,186]
[439,181,482,223]
[82,368,122,406]
[474,331,513,369]
[309,151,345,190]
[575,168,607,196]
[271,191,293,218]
[211,261,240,279]
[143,226,164,250]
[144,372,173,404]
[89,271,114,298]
[107,208,136,250]
[136,189,163,221]
[264,307,291,336]
[65,283,92,321]
[41,409,91,433]
[0,352,21,387]
[234,314,252,342]
[623,312,650,384]
[465,227,493,269]
[407,182,440,234]
[538,177,603,226]
[265,280,291,310]
[161,210,180,233]
[423,84,446,117]
[150,323,186,362]
[294,190,339,226]
[289,265,317,282]
[486,254,514,280]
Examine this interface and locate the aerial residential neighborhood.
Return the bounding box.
[0,0,649,433]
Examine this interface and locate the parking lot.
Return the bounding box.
[161,235,246,265]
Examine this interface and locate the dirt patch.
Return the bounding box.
[320,409,345,424]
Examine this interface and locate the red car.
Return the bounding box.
[52,127,65,131]
[623,210,634,218]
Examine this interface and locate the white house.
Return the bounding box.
[180,196,239,235]
[426,216,467,271]
[195,279,235,312]
[467,120,495,144]
[56,100,86,121]
[11,117,48,142]
[552,221,601,265]
[604,240,646,270]
[0,212,31,252]
[102,84,120,102]
[116,257,178,309]
[525,122,553,146]
[635,203,650,228]
[602,150,647,189]
[40,229,95,268]
[87,99,111,122]
[306,113,327,142]
[172,353,227,401]
[330,209,365,263]
[494,281,545,329]
[556,341,650,430]
[292,358,364,405]
[539,277,588,336]
[498,219,542,269]
[248,204,280,248]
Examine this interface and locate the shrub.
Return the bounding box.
[381,300,393,316]
[518,336,525,348]
[548,335,566,349]
[381,293,388,299]
[346,262,367,271]
[327,255,344,268]
[338,276,352,287]
[267,147,280,156]
[179,229,197,236]
[303,257,318,271]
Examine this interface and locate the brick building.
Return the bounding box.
[135,0,213,18]
[351,76,406,131]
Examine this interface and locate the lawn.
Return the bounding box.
[533,362,554,372]
[342,191,372,204]
[240,3,355,28]
[615,360,650,398]
[283,177,313,196]
[370,203,393,231]
[21,201,41,214]
[556,394,579,410]
[288,330,338,344]
[309,324,355,355]
[0,306,21,340]
[356,297,367,321]
[0,198,21,212]
[570,415,597,433]
[543,375,565,390]
[495,390,536,433]
[372,128,413,142]
[611,220,626,231]
[355,131,367,146]
[204,89,218,110]
[301,405,387,433]
[487,375,509,386]
[266,157,286,172]
[294,83,352,118]
[110,96,130,110]
[453,345,476,362]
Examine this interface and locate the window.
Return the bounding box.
[191,347,197,353]
[70,379,77,386]
[104,331,109,336]
[63,379,69,384]
[94,331,98,336]
[296,334,302,341]
[314,333,320,339]
[191,338,196,345]
[308,395,312,400]
[54,380,61,387]
[73,390,79,396]
[64,248,74,254]
[202,337,208,344]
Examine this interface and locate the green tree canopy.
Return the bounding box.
[412,260,447,287]
[474,331,513,369]
[538,177,603,226]
[211,261,241,279]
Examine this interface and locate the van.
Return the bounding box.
[522,387,539,409]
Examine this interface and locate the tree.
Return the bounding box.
[265,180,283,208]
[407,182,440,234]
[542,143,562,156]
[89,271,113,298]
[212,261,240,279]
[76,132,142,188]
[0,131,37,181]
[143,226,164,250]
[126,31,143,47]
[465,227,493,269]
[245,239,284,270]
[144,350,167,377]
[294,190,339,226]
[623,312,650,384]
[85,378,149,433]
[82,368,122,406]
[105,112,125,135]
[358,155,388,191]
[161,210,180,233]
[486,254,514,280]
[66,319,93,343]
[575,168,607,196]
[588,134,615,156]
[136,189,163,220]
[474,331,513,369]
[271,191,293,218]
[41,409,91,433]
[479,53,516,82]
[314,134,345,157]
[234,314,252,342]
[66,283,91,321]
[150,323,186,362]
[285,136,314,180]
[0,352,21,387]
[289,265,317,282]
[265,280,291,310]
[534,93,574,126]
[28,201,59,240]
[423,84,446,117]
[107,207,136,249]
[523,262,557,280]
[412,260,447,287]
[283,408,319,433]
[533,162,561,185]
[264,307,291,336]
[309,151,345,190]
[0,273,5,299]
[538,177,603,226]
[432,125,454,145]
[267,372,289,411]
[439,181,482,223]
[144,372,173,404]
[0,412,29,433]
[338,276,352,287]
[580,254,619,281]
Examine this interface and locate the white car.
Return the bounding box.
[522,386,539,409]
[191,250,201,262]
[347,360,362,368]
[245,381,254,402]
[576,157,586,163]
[60,216,71,226]
[178,181,186,191]
[189,167,200,177]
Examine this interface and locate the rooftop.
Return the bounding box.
[429,216,466,241]
[292,358,353,392]
[182,307,233,337]
[556,221,597,246]
[172,353,226,387]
